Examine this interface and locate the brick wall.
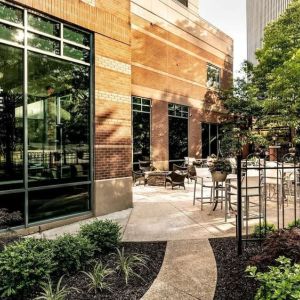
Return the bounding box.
[131,1,233,163]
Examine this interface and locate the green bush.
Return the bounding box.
[79,219,122,253]
[52,234,95,274]
[246,256,300,300]
[0,238,56,298]
[288,219,300,229]
[253,222,276,238]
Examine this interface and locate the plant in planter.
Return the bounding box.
[209,158,232,181]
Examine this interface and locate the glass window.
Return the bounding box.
[168,103,188,118]
[132,97,151,168]
[0,2,23,25]
[0,193,24,228]
[0,23,24,44]
[0,44,24,190]
[28,185,89,223]
[28,32,60,54]
[28,13,59,36]
[63,26,89,46]
[201,123,220,158]
[27,52,90,187]
[169,117,188,161]
[207,64,221,89]
[63,43,89,62]
[0,3,92,228]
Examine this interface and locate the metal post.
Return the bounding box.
[237,154,243,255]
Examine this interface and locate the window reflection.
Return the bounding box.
[29,185,89,223]
[132,97,151,170]
[0,44,24,190]
[28,52,90,187]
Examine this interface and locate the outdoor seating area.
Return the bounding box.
[132,155,300,233]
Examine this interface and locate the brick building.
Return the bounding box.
[0,0,232,233]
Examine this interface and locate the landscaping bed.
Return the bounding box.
[209,237,261,300]
[66,241,166,300]
[210,227,300,300]
[0,220,166,300]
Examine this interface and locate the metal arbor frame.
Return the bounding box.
[236,152,300,254]
[0,0,94,230]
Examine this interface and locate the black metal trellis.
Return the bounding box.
[236,149,300,254]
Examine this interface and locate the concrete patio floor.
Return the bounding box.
[123,182,237,241]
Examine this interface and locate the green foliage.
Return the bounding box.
[246,256,300,300]
[79,220,122,253]
[208,158,232,173]
[253,222,276,238]
[52,234,95,274]
[288,219,300,229]
[81,261,113,293]
[115,248,148,285]
[254,0,300,134]
[0,238,56,298]
[34,276,78,300]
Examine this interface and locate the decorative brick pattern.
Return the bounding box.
[95,90,131,104]
[96,56,131,75]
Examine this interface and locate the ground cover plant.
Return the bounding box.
[0,220,166,300]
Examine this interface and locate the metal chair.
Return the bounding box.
[193,167,214,210]
[166,170,187,189]
[227,170,264,225]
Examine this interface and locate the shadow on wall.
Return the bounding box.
[95,109,132,179]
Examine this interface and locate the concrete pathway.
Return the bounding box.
[142,239,217,300]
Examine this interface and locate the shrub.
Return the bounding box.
[52,234,95,274]
[34,275,78,300]
[79,220,122,253]
[250,228,300,266]
[114,248,148,285]
[82,261,113,293]
[253,222,276,238]
[246,256,300,300]
[0,208,23,228]
[0,238,56,298]
[288,219,300,229]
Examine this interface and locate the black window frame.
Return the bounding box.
[0,0,93,230]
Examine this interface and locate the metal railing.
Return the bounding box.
[236,152,300,254]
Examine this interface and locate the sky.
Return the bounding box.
[199,0,247,76]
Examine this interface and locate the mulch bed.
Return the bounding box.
[66,241,166,300]
[209,237,262,300]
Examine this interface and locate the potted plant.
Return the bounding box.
[209,157,232,182]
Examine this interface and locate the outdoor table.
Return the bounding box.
[145,171,171,187]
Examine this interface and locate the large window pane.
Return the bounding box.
[28,33,60,54]
[201,123,220,158]
[63,26,89,46]
[0,193,24,229]
[169,117,188,161]
[28,52,90,187]
[0,44,24,190]
[28,13,59,36]
[0,2,23,25]
[63,43,89,62]
[0,23,24,44]
[133,111,151,164]
[28,185,89,223]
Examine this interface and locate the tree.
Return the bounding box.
[254,0,300,135]
[219,61,266,156]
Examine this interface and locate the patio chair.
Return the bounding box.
[132,170,145,186]
[166,170,187,189]
[139,160,153,172]
[193,167,214,210]
[227,170,264,224]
